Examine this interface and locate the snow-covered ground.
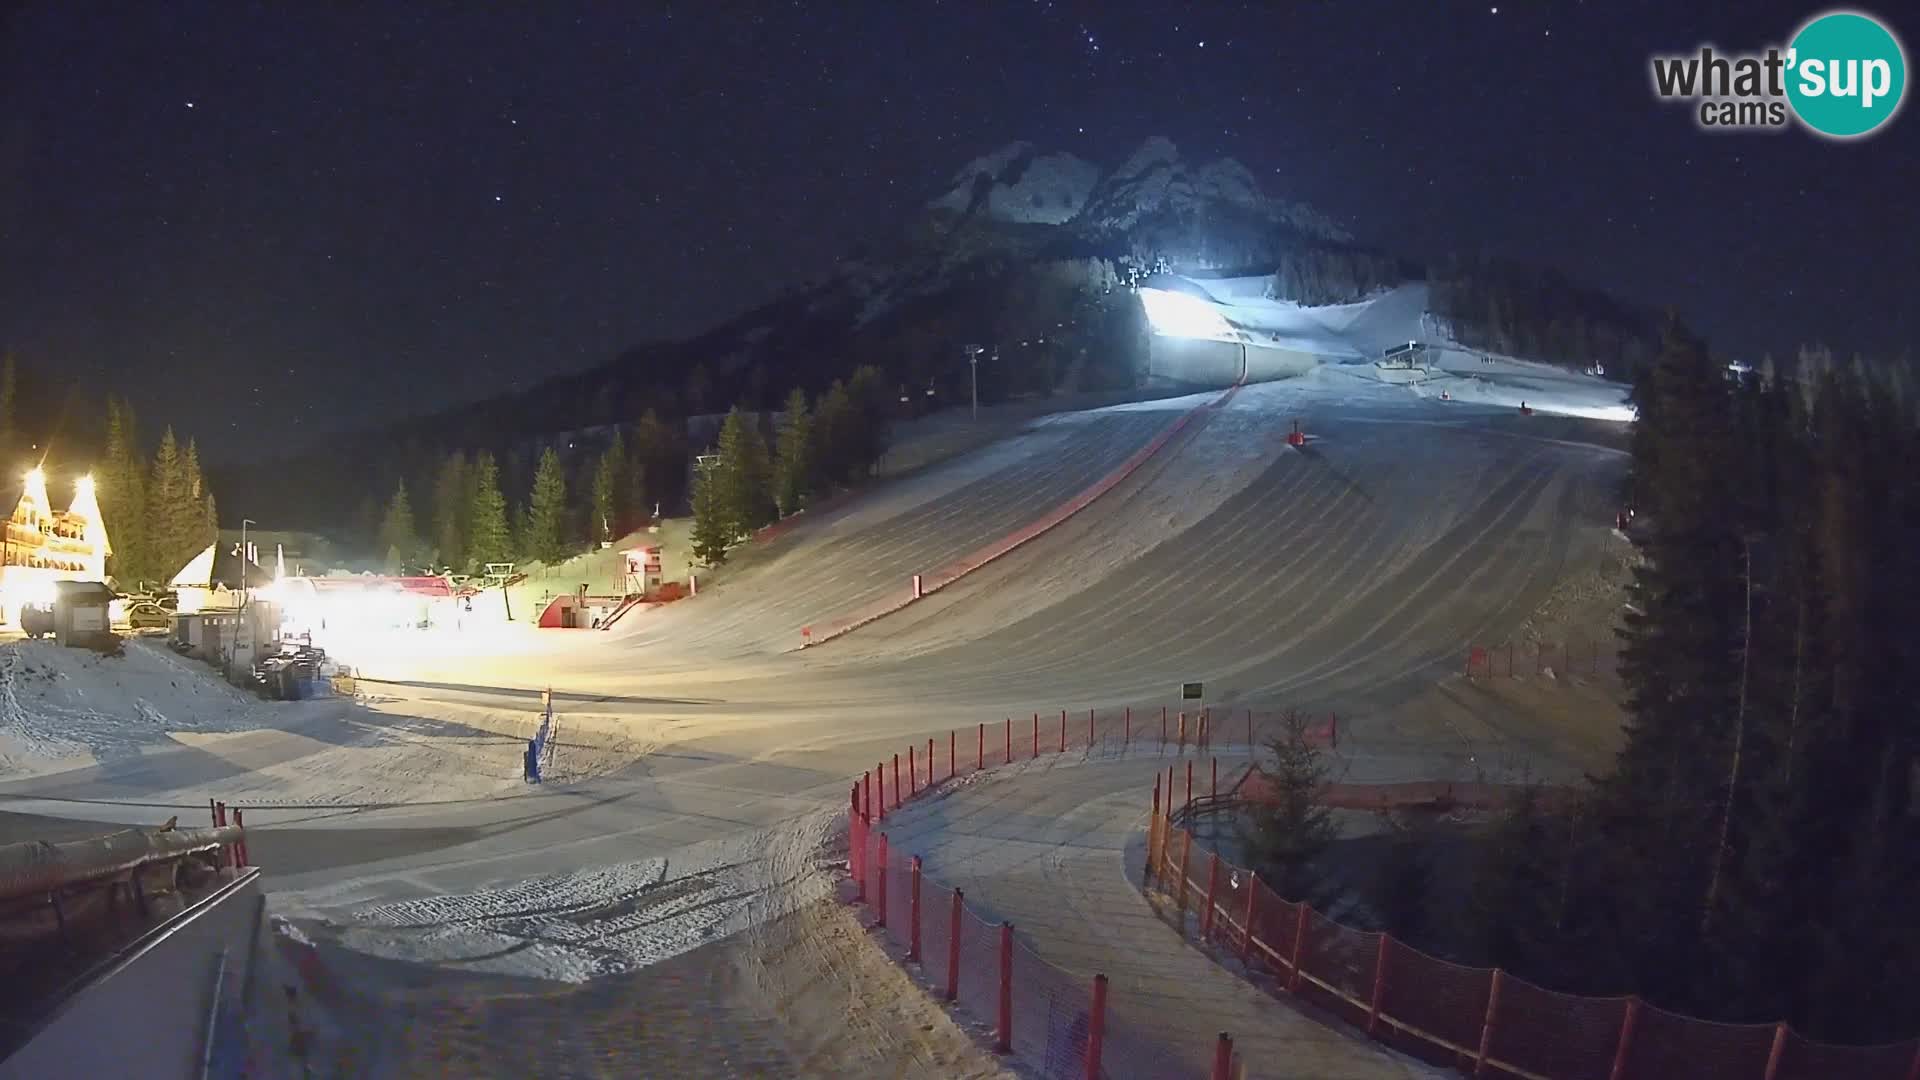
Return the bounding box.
[0,639,343,778]
[0,637,655,822]
[0,360,1634,1076]
[288,808,838,983]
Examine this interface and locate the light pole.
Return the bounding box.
[239,519,255,599]
[964,345,984,422]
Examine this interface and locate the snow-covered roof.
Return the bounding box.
[168,544,216,589]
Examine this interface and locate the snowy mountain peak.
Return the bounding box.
[927,141,1101,225]
[1079,136,1325,234]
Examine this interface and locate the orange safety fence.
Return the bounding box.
[1145,790,1920,1080]
[852,800,1193,1077]
[845,702,1297,1077]
[1466,638,1618,679]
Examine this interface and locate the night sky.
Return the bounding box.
[3,2,1915,458]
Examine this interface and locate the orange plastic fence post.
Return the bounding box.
[1146,778,1161,886]
[1242,872,1260,967]
[233,808,247,868]
[909,855,923,962]
[1154,802,1170,889]
[1032,713,1039,759]
[1088,707,1095,748]
[1762,1022,1789,1080]
[928,738,935,786]
[1085,973,1109,1080]
[1475,969,1505,1077]
[1176,829,1193,926]
[908,746,917,796]
[996,922,1014,1053]
[1211,1032,1234,1080]
[946,888,963,1001]
[1368,933,1391,1036]
[1186,760,1193,807]
[1059,708,1066,753]
[851,790,866,903]
[1178,711,1186,748]
[1288,903,1310,992]
[876,764,885,819]
[1005,717,1012,765]
[893,754,902,808]
[1608,997,1641,1080]
[1202,852,1220,940]
[875,834,890,929]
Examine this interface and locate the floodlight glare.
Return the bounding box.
[1138,287,1235,341]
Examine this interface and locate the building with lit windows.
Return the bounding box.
[1,468,111,626]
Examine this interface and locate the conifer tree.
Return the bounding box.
[1236,710,1337,901]
[100,398,149,585]
[689,457,730,566]
[716,407,773,536]
[812,380,855,486]
[591,431,626,544]
[525,446,570,564]
[846,365,893,476]
[378,479,418,572]
[431,451,470,572]
[773,387,814,515]
[148,427,192,580]
[465,451,510,571]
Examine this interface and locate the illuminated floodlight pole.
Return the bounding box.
[963,344,984,421]
[240,519,255,599]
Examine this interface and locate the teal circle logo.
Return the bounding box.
[1786,11,1907,138]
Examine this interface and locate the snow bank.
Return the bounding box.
[0,639,326,777]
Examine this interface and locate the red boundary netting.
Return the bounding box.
[1377,939,1492,1061]
[1486,974,1629,1080]
[1466,638,1619,679]
[842,717,1920,1080]
[1616,1002,1774,1080]
[1150,803,1920,1080]
[1773,1029,1920,1080]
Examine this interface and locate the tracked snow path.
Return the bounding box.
[880,752,1442,1077]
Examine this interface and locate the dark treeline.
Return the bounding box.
[1264,245,1413,307]
[1428,254,1662,377]
[1465,319,1919,1042]
[97,397,220,588]
[370,365,899,575]
[689,367,894,566]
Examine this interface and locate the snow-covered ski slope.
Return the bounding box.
[0,341,1630,1075]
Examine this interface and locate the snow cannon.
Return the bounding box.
[1287,420,1306,448]
[1518,401,1534,416]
